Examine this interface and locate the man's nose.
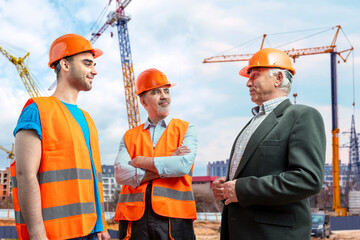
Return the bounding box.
[91,66,98,76]
[246,79,252,87]
[160,91,168,98]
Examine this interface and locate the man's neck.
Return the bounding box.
[52,86,79,105]
[148,116,166,126]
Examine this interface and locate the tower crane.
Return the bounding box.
[203,25,353,216]
[89,0,140,129]
[342,115,360,189]
[0,46,41,98]
[0,144,15,161]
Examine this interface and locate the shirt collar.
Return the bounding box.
[143,117,168,130]
[251,97,287,116]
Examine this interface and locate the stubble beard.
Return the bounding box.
[157,104,170,118]
[70,67,92,92]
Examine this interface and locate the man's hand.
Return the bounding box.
[172,146,191,156]
[223,180,238,205]
[212,177,226,200]
[129,156,157,173]
[129,156,147,168]
[97,230,111,240]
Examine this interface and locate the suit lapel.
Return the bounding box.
[232,99,292,179]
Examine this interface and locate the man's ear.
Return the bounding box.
[140,95,147,108]
[59,59,70,72]
[275,71,284,87]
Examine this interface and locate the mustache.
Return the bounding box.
[158,99,170,105]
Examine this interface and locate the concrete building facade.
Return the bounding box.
[0,167,10,201]
[101,165,121,202]
[207,159,229,177]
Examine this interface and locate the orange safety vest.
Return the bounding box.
[114,118,197,222]
[10,96,106,240]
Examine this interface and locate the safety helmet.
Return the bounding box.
[48,33,103,69]
[239,48,296,78]
[135,68,176,95]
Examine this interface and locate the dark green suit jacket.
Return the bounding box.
[221,99,326,240]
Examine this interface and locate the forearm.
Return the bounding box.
[141,170,161,184]
[114,137,145,188]
[114,162,144,188]
[17,174,47,238]
[154,154,195,177]
[235,170,321,207]
[154,124,197,177]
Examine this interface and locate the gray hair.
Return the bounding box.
[268,68,293,95]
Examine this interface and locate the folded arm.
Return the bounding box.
[130,124,198,178]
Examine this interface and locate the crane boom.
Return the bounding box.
[0,46,41,98]
[90,0,140,129]
[203,45,353,63]
[0,144,15,160]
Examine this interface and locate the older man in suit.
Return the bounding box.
[212,48,326,240]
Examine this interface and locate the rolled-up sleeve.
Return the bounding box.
[114,136,145,188]
[153,124,197,177]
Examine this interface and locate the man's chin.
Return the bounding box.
[158,110,170,118]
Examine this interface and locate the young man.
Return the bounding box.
[11,33,110,240]
[114,68,197,240]
[212,48,326,240]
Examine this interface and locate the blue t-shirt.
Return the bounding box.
[13,102,103,233]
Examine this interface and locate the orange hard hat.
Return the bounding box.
[239,48,296,78]
[135,68,176,95]
[48,33,103,69]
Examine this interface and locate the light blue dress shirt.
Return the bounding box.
[114,118,197,188]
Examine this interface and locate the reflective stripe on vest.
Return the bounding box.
[153,186,194,201]
[15,202,95,224]
[11,97,106,240]
[114,118,197,221]
[11,169,102,188]
[118,192,144,203]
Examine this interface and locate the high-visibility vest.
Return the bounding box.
[114,118,197,221]
[10,96,106,240]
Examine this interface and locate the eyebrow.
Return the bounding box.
[82,59,96,66]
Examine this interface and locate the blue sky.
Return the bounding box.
[0,0,359,176]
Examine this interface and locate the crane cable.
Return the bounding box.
[85,3,111,39]
[211,26,336,57]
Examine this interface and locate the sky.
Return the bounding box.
[0,0,359,176]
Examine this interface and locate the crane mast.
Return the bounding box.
[0,46,41,98]
[203,25,353,216]
[90,0,140,129]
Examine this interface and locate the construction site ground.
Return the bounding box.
[1,219,360,239]
[107,221,360,240]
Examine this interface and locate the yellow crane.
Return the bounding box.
[0,46,41,98]
[0,144,15,161]
[204,25,353,216]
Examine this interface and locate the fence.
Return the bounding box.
[330,216,360,231]
[196,212,222,222]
